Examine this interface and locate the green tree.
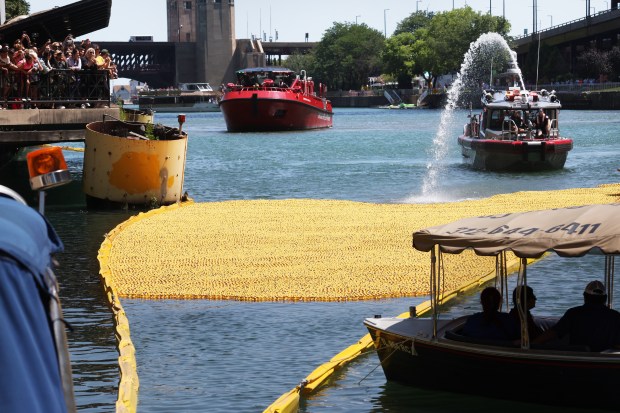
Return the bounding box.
[312,22,385,90]
[283,52,316,75]
[393,11,433,36]
[407,7,510,87]
[607,46,620,82]
[382,32,416,88]
[576,48,610,80]
[5,0,30,21]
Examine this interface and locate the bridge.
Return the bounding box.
[262,42,317,65]
[90,41,318,88]
[511,8,620,76]
[96,41,176,89]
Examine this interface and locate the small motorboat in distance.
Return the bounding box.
[365,204,620,409]
[219,67,333,132]
[458,63,573,171]
[138,83,220,113]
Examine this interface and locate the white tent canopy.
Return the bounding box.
[413,203,620,258]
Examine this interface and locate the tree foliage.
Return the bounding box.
[282,52,316,75]
[5,0,30,21]
[382,32,416,88]
[312,22,385,90]
[384,7,511,87]
[576,48,611,80]
[393,11,434,36]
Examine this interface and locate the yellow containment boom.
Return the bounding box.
[263,255,538,413]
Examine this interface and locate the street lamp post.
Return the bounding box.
[178,25,183,42]
[355,15,360,25]
[384,9,389,38]
[416,0,422,13]
[548,14,553,27]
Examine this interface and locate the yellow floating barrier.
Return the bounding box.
[98,184,619,413]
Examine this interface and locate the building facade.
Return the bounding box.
[166,0,236,86]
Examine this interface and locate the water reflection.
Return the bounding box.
[47,209,134,411]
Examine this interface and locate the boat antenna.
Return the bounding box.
[535,31,541,90]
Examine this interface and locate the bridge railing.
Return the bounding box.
[526,82,620,93]
[2,69,110,109]
[512,8,619,41]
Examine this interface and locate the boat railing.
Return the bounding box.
[501,119,519,140]
[227,85,307,94]
[549,119,560,138]
[502,118,562,140]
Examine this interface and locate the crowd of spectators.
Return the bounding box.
[0,32,118,109]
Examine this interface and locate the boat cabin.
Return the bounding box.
[468,88,561,141]
[178,83,214,93]
[234,67,296,88]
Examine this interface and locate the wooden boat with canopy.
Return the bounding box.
[365,203,620,409]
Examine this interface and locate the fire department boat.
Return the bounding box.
[458,84,573,171]
[219,67,333,132]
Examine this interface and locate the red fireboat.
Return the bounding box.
[219,67,333,132]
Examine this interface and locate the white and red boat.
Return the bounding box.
[219,67,333,132]
[458,68,573,171]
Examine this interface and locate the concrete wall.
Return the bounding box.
[175,42,197,84]
[557,91,620,109]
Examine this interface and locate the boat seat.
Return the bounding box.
[529,343,591,352]
[444,329,517,348]
[445,330,590,352]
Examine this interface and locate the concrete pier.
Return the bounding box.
[0,107,121,147]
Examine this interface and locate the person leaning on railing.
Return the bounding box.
[27,50,42,103]
[0,45,19,107]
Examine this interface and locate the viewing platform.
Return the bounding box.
[0,106,120,147]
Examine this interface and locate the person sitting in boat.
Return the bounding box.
[510,110,526,134]
[534,109,551,137]
[508,285,544,341]
[533,281,620,352]
[461,286,512,340]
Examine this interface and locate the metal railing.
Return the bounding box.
[1,69,110,109]
[526,82,620,93]
[512,8,620,42]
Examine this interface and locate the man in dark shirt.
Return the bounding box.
[462,286,512,340]
[534,281,620,352]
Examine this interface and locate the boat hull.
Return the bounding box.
[366,317,620,409]
[219,90,333,132]
[83,121,187,208]
[458,135,573,171]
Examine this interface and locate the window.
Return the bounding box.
[184,1,192,10]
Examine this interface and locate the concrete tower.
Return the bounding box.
[167,0,236,86]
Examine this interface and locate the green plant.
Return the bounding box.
[144,122,157,140]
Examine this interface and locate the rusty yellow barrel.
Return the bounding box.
[83,120,187,208]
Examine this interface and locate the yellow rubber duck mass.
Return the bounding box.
[100,184,620,301]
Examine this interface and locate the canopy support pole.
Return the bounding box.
[605,256,615,309]
[431,247,438,339]
[517,257,530,349]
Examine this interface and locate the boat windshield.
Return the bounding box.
[236,70,296,87]
[180,83,213,92]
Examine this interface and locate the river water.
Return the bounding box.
[37,107,619,412]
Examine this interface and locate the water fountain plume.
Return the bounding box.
[419,32,522,201]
